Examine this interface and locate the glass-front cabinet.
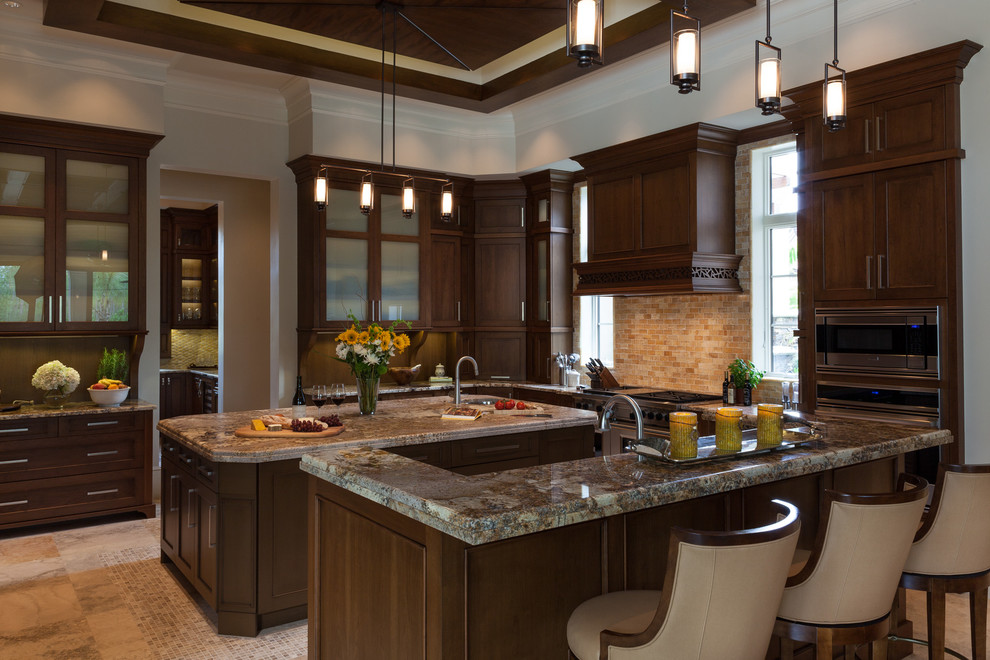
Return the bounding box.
[323,184,426,329]
[0,146,140,331]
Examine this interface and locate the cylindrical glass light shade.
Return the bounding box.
[755,40,782,115]
[440,185,454,222]
[401,179,415,218]
[314,173,328,210]
[823,63,847,132]
[359,176,373,215]
[670,7,701,95]
[567,0,603,67]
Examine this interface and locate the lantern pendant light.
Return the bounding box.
[567,0,604,67]
[314,167,328,211]
[440,182,454,222]
[359,173,374,215]
[755,0,782,115]
[670,2,701,94]
[401,177,416,218]
[823,0,846,131]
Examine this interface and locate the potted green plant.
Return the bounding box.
[88,348,130,406]
[97,347,129,383]
[728,358,765,403]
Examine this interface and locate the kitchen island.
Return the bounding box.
[155,397,596,636]
[300,416,951,659]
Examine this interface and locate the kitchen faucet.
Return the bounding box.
[598,394,646,453]
[453,355,478,405]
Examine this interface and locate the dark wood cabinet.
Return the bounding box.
[160,437,308,636]
[0,409,154,530]
[160,372,190,420]
[572,123,742,296]
[805,87,948,174]
[429,233,462,327]
[161,206,219,330]
[811,161,947,301]
[475,237,526,328]
[192,373,219,414]
[474,331,526,380]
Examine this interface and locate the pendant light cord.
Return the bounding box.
[765,0,772,44]
[832,0,839,66]
[392,9,397,172]
[379,6,385,172]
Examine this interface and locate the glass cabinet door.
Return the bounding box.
[65,159,129,214]
[64,219,129,323]
[381,241,419,322]
[536,237,549,322]
[0,215,47,324]
[176,256,204,325]
[326,237,369,322]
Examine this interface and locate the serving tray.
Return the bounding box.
[234,425,345,439]
[632,426,823,465]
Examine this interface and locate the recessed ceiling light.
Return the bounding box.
[2,1,21,8]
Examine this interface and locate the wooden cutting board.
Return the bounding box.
[233,425,345,439]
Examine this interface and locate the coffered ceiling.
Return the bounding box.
[43,0,755,112]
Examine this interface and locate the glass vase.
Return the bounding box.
[44,391,68,409]
[356,373,381,415]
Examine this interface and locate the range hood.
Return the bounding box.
[572,122,743,296]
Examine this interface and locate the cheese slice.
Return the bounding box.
[251,419,266,431]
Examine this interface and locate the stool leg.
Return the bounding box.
[971,588,988,660]
[844,645,856,659]
[780,636,795,660]
[928,581,946,660]
[869,634,888,660]
[816,628,833,660]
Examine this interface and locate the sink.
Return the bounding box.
[454,396,499,405]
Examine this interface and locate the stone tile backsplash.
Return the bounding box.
[160,329,218,370]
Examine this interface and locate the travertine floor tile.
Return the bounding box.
[0,575,83,634]
[0,617,101,660]
[0,556,66,588]
[0,534,59,565]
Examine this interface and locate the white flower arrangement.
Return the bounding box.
[31,360,81,395]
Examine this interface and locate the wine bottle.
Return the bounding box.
[292,376,307,419]
[742,375,753,407]
[721,371,729,405]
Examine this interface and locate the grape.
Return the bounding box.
[291,419,324,433]
[318,414,342,427]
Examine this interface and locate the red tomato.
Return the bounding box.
[516,401,526,410]
[495,400,505,410]
[505,399,515,410]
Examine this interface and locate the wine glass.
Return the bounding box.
[311,385,328,411]
[329,383,346,407]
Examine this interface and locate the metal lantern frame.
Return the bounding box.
[756,39,782,115]
[670,6,701,94]
[566,0,604,67]
[823,62,847,132]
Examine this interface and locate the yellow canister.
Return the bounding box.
[757,403,784,447]
[715,407,743,452]
[668,411,699,459]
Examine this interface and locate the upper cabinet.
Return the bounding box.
[161,206,219,329]
[572,123,742,296]
[0,115,161,335]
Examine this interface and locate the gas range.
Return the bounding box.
[574,387,721,427]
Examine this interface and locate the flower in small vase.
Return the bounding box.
[31,360,81,395]
[333,314,411,378]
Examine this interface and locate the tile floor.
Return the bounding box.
[0,509,986,659]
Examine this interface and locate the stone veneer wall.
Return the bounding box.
[161,329,219,370]
[573,135,795,400]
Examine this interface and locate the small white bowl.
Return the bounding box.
[88,386,130,407]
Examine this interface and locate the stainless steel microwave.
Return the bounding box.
[815,308,939,376]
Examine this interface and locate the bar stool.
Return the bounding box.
[774,473,929,660]
[894,464,990,660]
[566,499,800,660]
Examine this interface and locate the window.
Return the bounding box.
[751,142,798,376]
[576,184,614,367]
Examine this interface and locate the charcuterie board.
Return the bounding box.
[233,425,345,439]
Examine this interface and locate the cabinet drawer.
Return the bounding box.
[388,442,451,468]
[0,433,143,483]
[59,412,140,435]
[195,454,218,488]
[0,417,58,441]
[451,434,538,467]
[450,456,540,476]
[0,469,143,526]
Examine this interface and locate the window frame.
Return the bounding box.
[751,141,798,378]
[576,183,614,368]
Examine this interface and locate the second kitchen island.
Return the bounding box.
[156,397,596,636]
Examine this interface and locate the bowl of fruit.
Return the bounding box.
[88,379,130,407]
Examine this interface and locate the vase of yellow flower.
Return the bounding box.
[334,314,411,415]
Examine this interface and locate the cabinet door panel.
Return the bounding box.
[641,162,691,252]
[475,332,526,380]
[325,237,369,322]
[161,459,180,556]
[876,162,947,299]
[811,174,876,301]
[380,240,419,322]
[590,175,639,258]
[475,238,525,327]
[808,103,874,173]
[876,88,946,160]
[197,484,218,609]
[430,235,460,327]
[476,200,524,233]
[0,215,47,326]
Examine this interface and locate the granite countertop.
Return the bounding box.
[160,367,218,377]
[0,400,156,420]
[302,380,583,397]
[300,418,951,546]
[156,397,598,463]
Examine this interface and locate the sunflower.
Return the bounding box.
[340,327,359,345]
[357,330,371,345]
[378,330,393,350]
[394,333,410,351]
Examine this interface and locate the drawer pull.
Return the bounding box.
[170,475,180,512]
[197,464,214,478]
[475,443,521,455]
[86,420,119,427]
[87,450,119,457]
[0,458,28,465]
[187,489,198,527]
[208,504,217,548]
[87,488,119,496]
[0,427,30,434]
[0,499,28,507]
[408,455,429,462]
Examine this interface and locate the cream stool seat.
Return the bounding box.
[566,499,801,660]
[895,464,990,660]
[774,473,929,659]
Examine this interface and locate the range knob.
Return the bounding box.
[595,405,603,413]
[646,411,655,420]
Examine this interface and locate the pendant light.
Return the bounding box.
[401,177,415,218]
[441,182,454,222]
[755,0,782,115]
[823,0,846,131]
[359,173,374,215]
[567,0,603,67]
[670,2,700,94]
[315,167,328,211]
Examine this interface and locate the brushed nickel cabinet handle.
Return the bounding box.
[0,428,30,434]
[86,420,119,427]
[456,300,461,322]
[520,206,525,227]
[864,119,871,153]
[866,256,872,289]
[876,116,883,152]
[0,499,28,507]
[187,489,197,527]
[48,296,52,323]
[87,450,119,457]
[208,504,217,548]
[87,488,119,496]
[170,475,179,512]
[877,254,885,289]
[475,443,521,455]
[521,301,525,322]
[59,295,63,323]
[0,458,28,465]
